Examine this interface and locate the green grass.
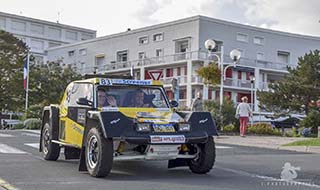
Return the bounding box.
[283,138,320,146]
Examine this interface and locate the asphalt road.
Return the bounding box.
[0,130,320,190]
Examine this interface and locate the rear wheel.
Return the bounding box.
[41,123,60,160]
[189,136,215,174]
[85,127,113,177]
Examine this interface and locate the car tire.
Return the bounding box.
[41,122,60,161]
[189,136,215,174]
[85,127,113,177]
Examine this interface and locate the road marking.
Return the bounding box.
[21,130,40,134]
[218,166,320,189]
[0,144,26,154]
[0,133,14,137]
[21,133,40,138]
[24,143,39,149]
[216,145,233,149]
[0,178,17,190]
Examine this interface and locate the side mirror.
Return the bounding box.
[76,98,93,107]
[170,100,179,108]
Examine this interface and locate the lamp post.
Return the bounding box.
[204,39,241,107]
[249,75,255,125]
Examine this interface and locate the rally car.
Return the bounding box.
[40,76,218,177]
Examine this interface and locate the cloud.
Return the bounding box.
[130,0,320,37]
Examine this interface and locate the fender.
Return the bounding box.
[177,111,219,136]
[39,105,60,152]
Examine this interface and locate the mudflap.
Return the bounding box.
[78,147,87,171]
[168,158,189,169]
[64,147,81,160]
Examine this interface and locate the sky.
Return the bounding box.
[1,0,320,37]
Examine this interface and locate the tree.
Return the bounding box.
[0,30,28,111]
[258,50,320,115]
[25,62,82,118]
[197,62,221,85]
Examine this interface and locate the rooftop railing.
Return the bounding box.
[77,51,292,74]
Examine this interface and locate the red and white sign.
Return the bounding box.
[148,70,163,80]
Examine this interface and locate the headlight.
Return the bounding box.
[178,123,191,132]
[136,123,151,132]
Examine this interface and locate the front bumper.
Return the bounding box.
[124,132,209,145]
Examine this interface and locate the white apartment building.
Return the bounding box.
[0,11,96,64]
[46,15,320,111]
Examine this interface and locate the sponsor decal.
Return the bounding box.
[150,135,185,144]
[110,118,121,125]
[101,107,119,112]
[99,78,112,85]
[152,124,175,132]
[100,78,153,86]
[199,118,208,124]
[72,124,83,135]
[77,109,86,124]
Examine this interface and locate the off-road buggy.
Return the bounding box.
[40,76,218,177]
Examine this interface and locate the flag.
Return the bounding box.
[23,54,29,91]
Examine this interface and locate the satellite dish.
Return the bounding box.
[204,39,216,51]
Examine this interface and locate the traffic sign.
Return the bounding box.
[148,70,163,80]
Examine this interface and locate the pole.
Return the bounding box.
[25,53,30,111]
[219,45,224,108]
[251,82,254,125]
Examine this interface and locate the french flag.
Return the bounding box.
[23,55,29,91]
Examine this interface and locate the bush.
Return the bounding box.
[247,123,281,136]
[204,98,239,131]
[223,124,238,133]
[11,123,25,130]
[299,110,320,134]
[23,118,41,130]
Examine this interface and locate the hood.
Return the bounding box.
[102,107,185,123]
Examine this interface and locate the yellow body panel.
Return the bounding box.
[60,117,84,147]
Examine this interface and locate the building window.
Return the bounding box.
[177,67,181,76]
[48,42,61,48]
[48,27,61,39]
[81,32,93,40]
[138,36,148,45]
[30,39,44,51]
[138,52,146,59]
[277,51,290,64]
[236,33,248,42]
[30,23,44,35]
[166,68,173,77]
[117,50,128,62]
[95,55,105,66]
[79,48,87,56]
[253,36,264,45]
[156,49,163,57]
[153,33,163,42]
[66,30,78,40]
[0,17,5,30]
[257,52,265,60]
[68,50,75,57]
[11,20,26,32]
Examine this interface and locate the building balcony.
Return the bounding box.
[79,51,292,74]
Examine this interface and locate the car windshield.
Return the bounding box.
[96,86,169,108]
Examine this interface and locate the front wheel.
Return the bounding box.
[41,123,60,160]
[189,136,216,174]
[85,127,113,177]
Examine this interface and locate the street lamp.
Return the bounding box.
[249,75,256,125]
[204,39,241,107]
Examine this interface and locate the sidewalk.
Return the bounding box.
[215,135,320,154]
